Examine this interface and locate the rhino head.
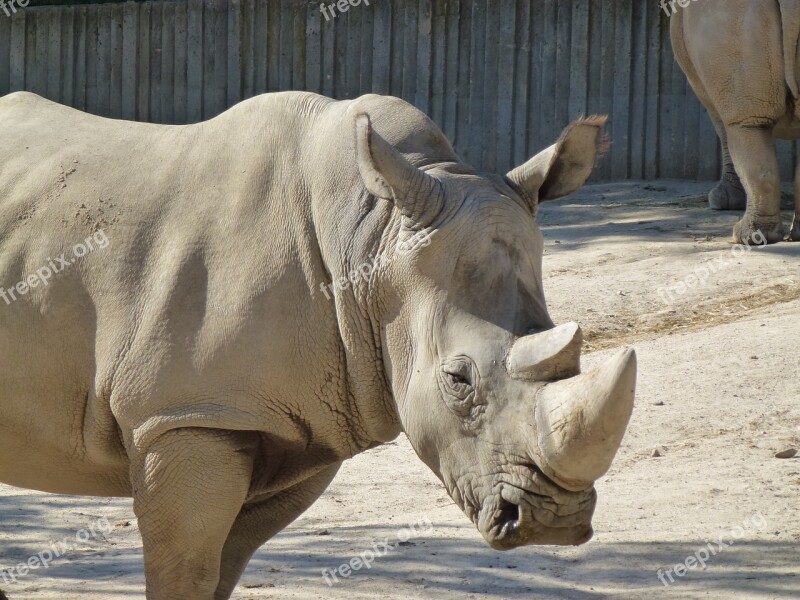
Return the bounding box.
[354,113,635,549]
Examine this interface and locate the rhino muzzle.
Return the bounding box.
[477,467,598,550]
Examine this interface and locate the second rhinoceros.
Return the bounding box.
[671,0,800,244]
[0,90,636,599]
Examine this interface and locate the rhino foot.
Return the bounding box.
[733,215,786,245]
[709,177,747,211]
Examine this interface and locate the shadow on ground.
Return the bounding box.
[540,181,800,253]
[244,524,799,599]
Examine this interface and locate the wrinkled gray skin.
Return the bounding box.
[0,91,636,600]
[672,0,800,244]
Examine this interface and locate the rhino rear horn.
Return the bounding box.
[355,113,444,228]
[506,322,583,381]
[506,116,609,208]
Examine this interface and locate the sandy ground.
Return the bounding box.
[0,181,798,600]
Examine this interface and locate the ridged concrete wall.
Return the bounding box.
[0,0,797,181]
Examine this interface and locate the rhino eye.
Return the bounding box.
[440,358,476,401]
[447,371,470,386]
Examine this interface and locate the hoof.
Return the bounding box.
[709,179,747,211]
[733,216,786,245]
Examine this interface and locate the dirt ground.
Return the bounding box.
[0,181,798,600]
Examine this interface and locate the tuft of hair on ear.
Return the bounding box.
[559,114,611,165]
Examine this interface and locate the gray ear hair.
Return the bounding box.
[506,116,610,209]
[355,113,444,228]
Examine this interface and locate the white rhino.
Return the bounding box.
[0,90,636,599]
[671,0,800,244]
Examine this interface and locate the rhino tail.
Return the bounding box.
[780,0,800,99]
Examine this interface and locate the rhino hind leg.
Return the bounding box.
[131,428,260,600]
[709,171,748,211]
[709,116,747,211]
[213,463,341,600]
[726,125,787,245]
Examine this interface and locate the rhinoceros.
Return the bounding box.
[671,0,800,244]
[0,90,636,599]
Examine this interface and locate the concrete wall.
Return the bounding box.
[0,0,796,181]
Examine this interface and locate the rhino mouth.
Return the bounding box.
[474,465,597,550]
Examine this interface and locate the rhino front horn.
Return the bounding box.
[532,348,636,491]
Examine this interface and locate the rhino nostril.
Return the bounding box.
[498,500,520,535]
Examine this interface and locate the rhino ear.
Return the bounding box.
[355,113,444,228]
[506,116,609,208]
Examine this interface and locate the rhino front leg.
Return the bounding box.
[709,115,747,211]
[726,125,787,244]
[130,428,259,600]
[214,463,341,600]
